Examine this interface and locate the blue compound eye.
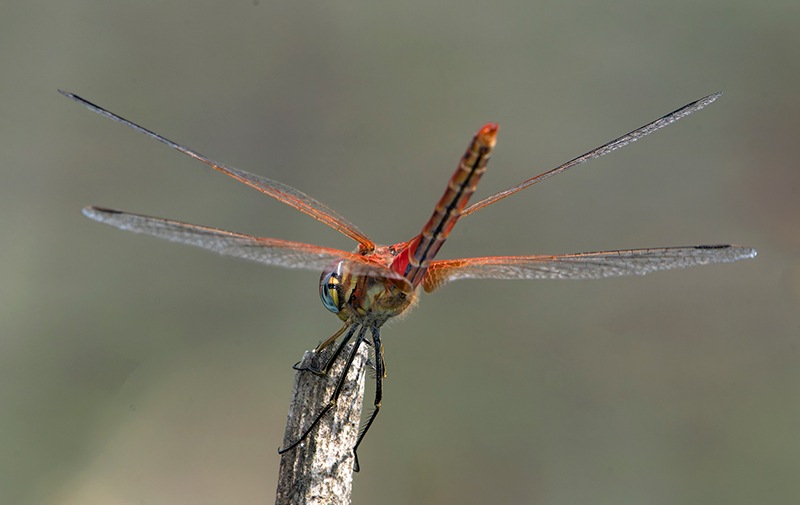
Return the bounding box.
[319,261,345,314]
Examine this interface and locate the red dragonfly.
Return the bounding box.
[63,91,755,470]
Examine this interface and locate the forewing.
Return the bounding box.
[462,93,722,217]
[62,91,375,251]
[82,206,402,282]
[422,245,757,292]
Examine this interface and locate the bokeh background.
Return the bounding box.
[3,1,798,504]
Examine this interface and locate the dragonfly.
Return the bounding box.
[63,90,756,471]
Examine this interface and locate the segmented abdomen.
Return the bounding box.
[392,123,498,287]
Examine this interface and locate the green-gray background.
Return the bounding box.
[3,1,797,504]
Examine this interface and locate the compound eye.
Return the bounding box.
[319,260,345,314]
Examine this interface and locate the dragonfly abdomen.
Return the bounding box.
[393,123,498,287]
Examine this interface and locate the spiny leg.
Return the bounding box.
[316,323,349,352]
[279,325,368,454]
[352,325,385,472]
[315,324,359,375]
[293,323,353,375]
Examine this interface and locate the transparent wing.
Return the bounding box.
[421,245,757,292]
[82,206,406,284]
[462,93,722,217]
[62,91,376,252]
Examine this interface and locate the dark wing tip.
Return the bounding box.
[82,205,122,220]
[59,89,84,103]
[695,244,757,261]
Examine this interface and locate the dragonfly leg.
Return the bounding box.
[279,325,367,455]
[352,325,385,472]
[293,324,352,375]
[316,323,349,352]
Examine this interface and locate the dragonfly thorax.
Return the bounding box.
[319,252,416,325]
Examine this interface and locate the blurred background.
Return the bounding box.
[2,0,798,504]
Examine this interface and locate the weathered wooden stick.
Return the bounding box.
[275,342,367,505]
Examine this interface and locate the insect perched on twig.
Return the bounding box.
[64,90,756,471]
